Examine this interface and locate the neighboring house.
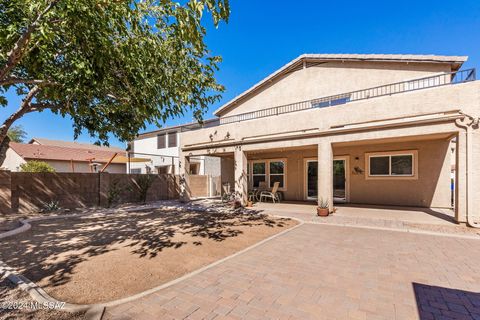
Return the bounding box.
[1,138,126,173]
[129,123,221,176]
[178,53,480,224]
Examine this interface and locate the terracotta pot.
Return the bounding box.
[317,207,329,217]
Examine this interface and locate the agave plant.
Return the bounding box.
[43,200,60,212]
[318,198,329,209]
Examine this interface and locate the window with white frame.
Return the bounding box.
[269,160,285,188]
[250,159,286,189]
[252,162,266,188]
[368,153,414,177]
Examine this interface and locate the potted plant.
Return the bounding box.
[317,198,330,217]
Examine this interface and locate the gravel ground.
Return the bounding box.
[0,207,295,305]
[0,278,84,320]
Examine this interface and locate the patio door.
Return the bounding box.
[305,160,318,200]
[333,156,349,203]
[305,157,349,202]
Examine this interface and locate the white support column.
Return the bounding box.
[179,153,191,202]
[318,140,334,212]
[234,147,248,205]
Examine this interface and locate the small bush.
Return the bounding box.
[107,180,124,207]
[42,200,60,212]
[20,161,55,173]
[134,175,155,203]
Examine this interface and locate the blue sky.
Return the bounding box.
[2,0,479,148]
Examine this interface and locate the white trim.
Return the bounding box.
[304,158,318,200]
[333,156,350,203]
[249,158,287,191]
[251,160,267,189]
[365,150,418,180]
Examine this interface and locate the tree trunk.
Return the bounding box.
[0,86,40,165]
[0,135,10,166]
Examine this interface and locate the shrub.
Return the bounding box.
[134,175,155,203]
[107,180,124,207]
[19,161,55,173]
[42,200,60,212]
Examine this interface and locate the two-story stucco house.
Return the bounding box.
[178,54,479,226]
[129,123,221,176]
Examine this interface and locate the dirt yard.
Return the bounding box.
[0,207,295,305]
[0,278,84,320]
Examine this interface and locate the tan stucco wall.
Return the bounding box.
[334,139,451,208]
[181,67,479,220]
[222,61,452,117]
[220,157,235,193]
[182,81,480,150]
[470,131,480,221]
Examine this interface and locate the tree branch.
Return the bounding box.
[29,102,63,112]
[0,0,59,80]
[0,86,40,139]
[0,78,54,86]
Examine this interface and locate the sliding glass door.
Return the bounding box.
[306,160,318,200]
[305,157,349,202]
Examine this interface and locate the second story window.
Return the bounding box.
[312,94,351,108]
[157,133,166,149]
[168,132,177,148]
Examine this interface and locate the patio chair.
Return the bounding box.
[222,183,234,202]
[260,181,281,203]
[253,181,269,201]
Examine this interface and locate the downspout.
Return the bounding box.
[455,114,480,228]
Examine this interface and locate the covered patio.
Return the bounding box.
[180,110,479,225]
[208,132,457,220]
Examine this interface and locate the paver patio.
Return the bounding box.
[103,223,480,320]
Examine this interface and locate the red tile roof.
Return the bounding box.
[9,142,124,163]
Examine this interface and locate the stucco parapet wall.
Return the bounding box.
[182,80,480,151]
[182,111,463,152]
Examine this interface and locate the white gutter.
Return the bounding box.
[455,114,480,228]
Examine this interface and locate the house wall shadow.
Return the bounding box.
[413,282,480,319]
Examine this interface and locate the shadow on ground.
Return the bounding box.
[413,282,480,319]
[0,203,288,291]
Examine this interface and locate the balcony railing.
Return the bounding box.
[218,68,476,125]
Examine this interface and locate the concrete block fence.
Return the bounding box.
[0,172,198,214]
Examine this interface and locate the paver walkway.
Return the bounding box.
[103,223,480,320]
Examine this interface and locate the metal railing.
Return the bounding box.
[219,68,476,125]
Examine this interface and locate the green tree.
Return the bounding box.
[0,0,230,163]
[7,125,27,142]
[19,160,55,172]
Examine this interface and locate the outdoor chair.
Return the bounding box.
[251,181,268,201]
[222,183,234,202]
[260,181,281,203]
